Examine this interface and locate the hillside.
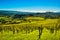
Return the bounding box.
[0,10,60,19]
[0,10,60,40]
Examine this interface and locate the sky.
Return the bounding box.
[0,0,60,12]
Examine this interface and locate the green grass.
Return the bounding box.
[0,17,60,40]
[0,28,60,40]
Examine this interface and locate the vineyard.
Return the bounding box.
[0,17,60,40]
[0,11,60,40]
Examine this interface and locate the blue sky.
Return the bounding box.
[0,0,60,12]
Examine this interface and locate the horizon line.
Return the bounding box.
[0,9,60,13]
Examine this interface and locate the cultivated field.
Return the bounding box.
[0,16,60,40]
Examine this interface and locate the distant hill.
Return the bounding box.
[0,10,60,19]
[0,10,34,15]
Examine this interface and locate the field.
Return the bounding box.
[0,17,60,40]
[0,11,60,40]
[0,29,60,40]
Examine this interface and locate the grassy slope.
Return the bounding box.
[0,29,60,40]
[0,17,60,40]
